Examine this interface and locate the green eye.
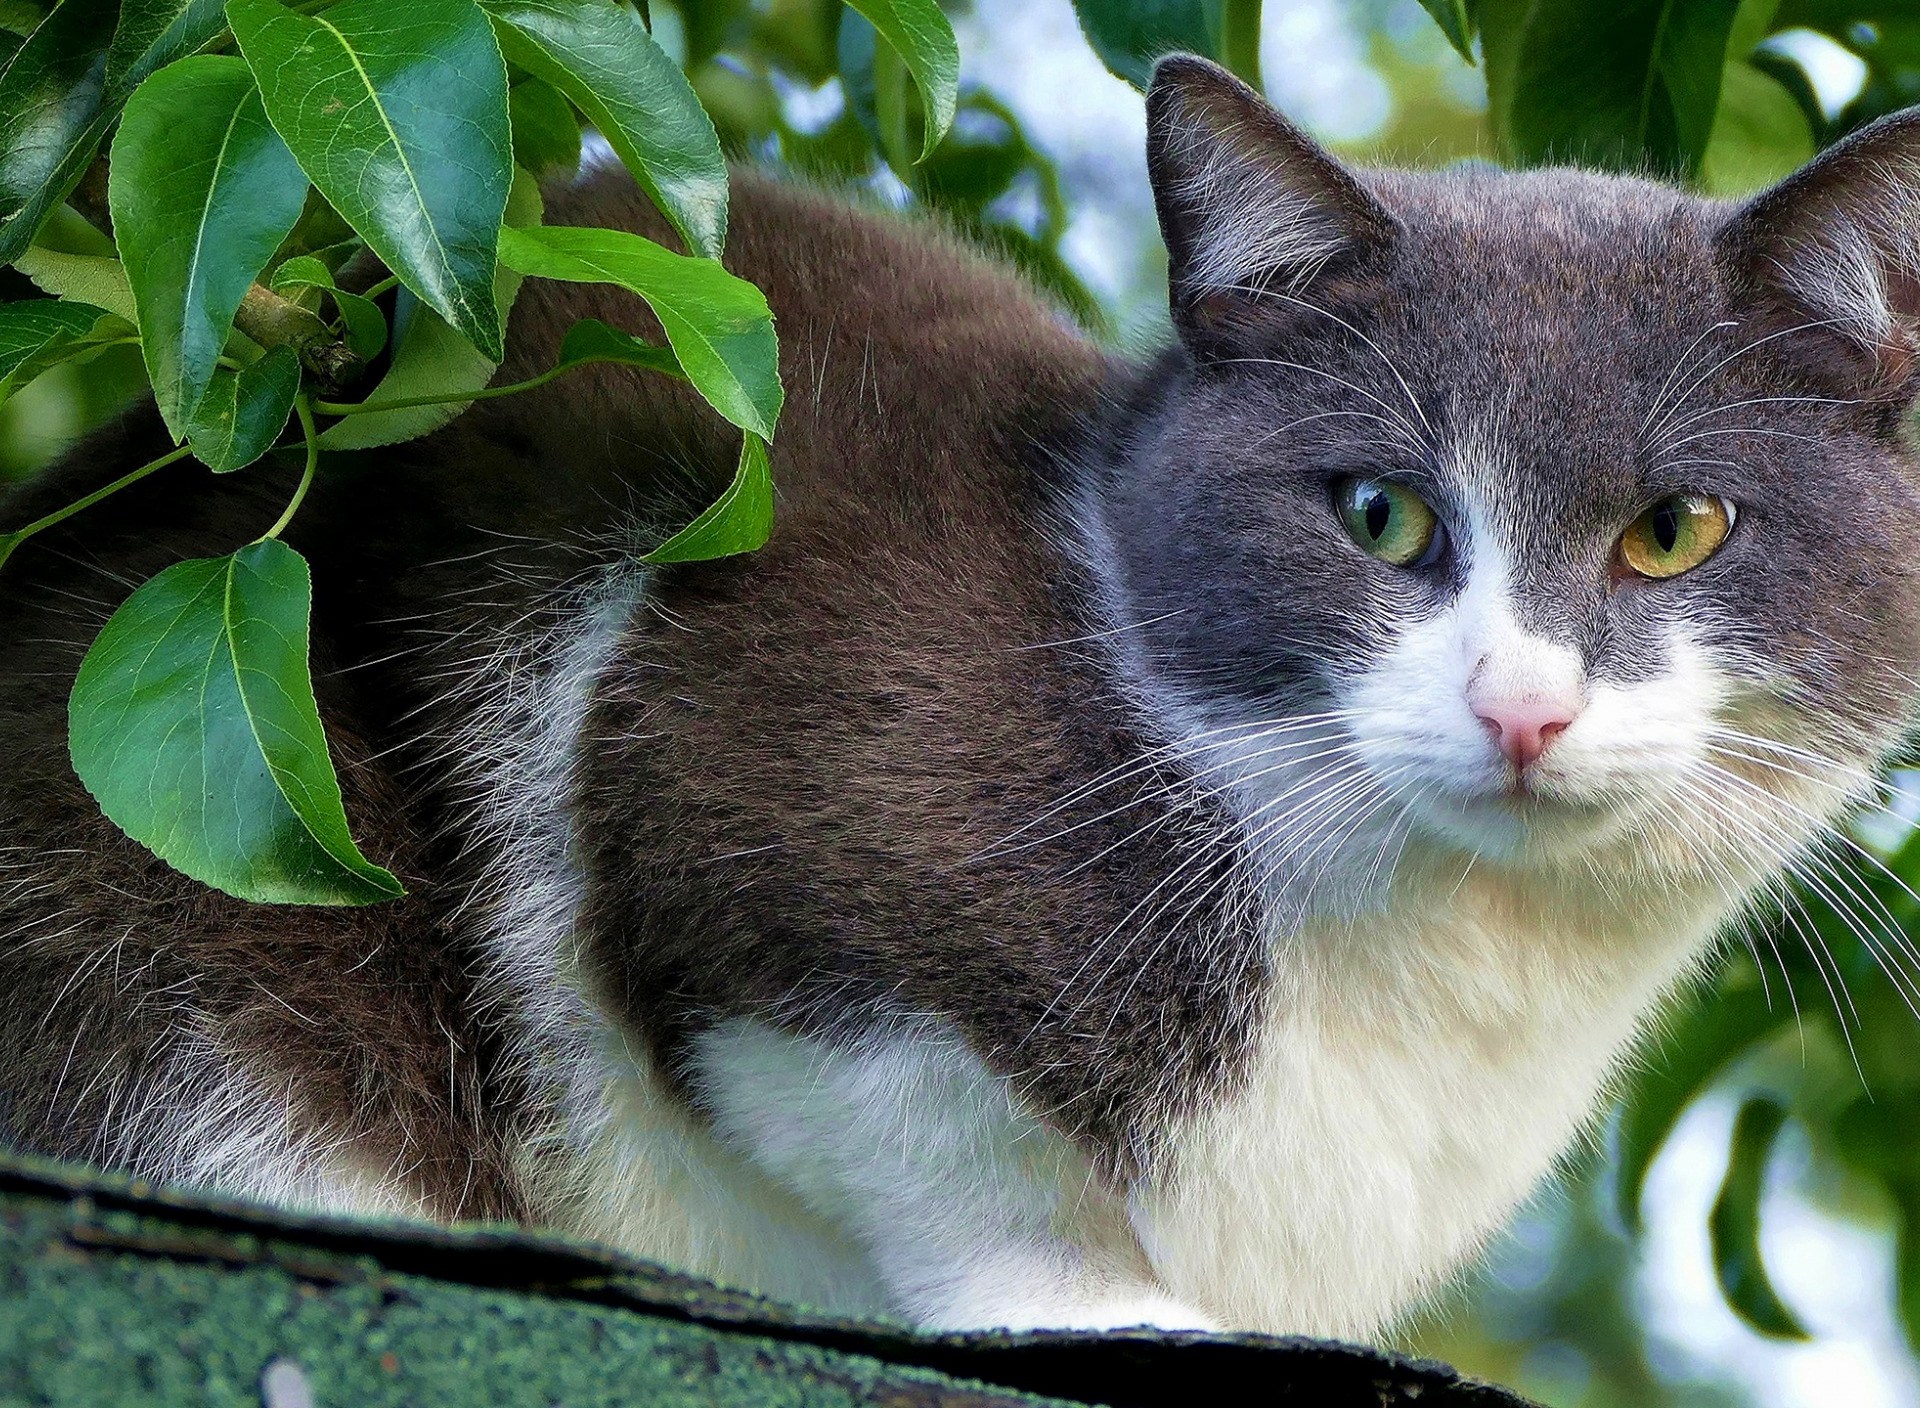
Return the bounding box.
[1618,493,1734,580]
[1335,477,1441,567]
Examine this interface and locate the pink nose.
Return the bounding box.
[1473,699,1577,773]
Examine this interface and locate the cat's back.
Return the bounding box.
[0,163,1113,1216]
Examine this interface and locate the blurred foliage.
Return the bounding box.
[10,0,1920,1403]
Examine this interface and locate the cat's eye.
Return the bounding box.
[1335,477,1441,567]
[1617,493,1735,580]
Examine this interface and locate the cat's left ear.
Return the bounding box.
[1715,108,1920,400]
[1146,55,1400,357]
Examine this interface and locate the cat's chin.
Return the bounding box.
[1401,787,1637,867]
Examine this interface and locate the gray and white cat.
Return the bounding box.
[5,55,1920,1339]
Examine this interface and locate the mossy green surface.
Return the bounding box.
[0,1152,1541,1407]
[0,1197,1050,1407]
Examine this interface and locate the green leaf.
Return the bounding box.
[0,296,130,408]
[104,0,225,92]
[496,222,781,438]
[482,0,725,256]
[643,429,772,563]
[0,0,236,263]
[1615,967,1787,1233]
[330,287,388,359]
[228,0,514,359]
[555,315,683,379]
[1071,0,1225,90]
[68,538,405,905]
[317,166,540,449]
[1415,0,1476,63]
[844,0,957,159]
[1709,1096,1810,1340]
[109,54,310,439]
[507,75,581,180]
[182,344,299,471]
[1697,60,1815,196]
[12,244,138,322]
[1481,0,1745,176]
[269,253,334,294]
[0,0,113,264]
[268,254,389,359]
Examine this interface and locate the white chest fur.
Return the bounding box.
[1136,865,1720,1336]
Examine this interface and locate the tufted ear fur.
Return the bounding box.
[1145,55,1399,358]
[1716,107,1920,402]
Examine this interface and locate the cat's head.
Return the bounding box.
[1086,57,1920,905]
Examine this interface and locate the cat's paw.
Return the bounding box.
[1025,1294,1219,1334]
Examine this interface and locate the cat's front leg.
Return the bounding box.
[688,1017,1213,1332]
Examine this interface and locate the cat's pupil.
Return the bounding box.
[1365,492,1391,540]
[1652,502,1679,552]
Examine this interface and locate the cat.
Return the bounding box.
[5,53,1920,1339]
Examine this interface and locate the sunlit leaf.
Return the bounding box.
[496,222,781,438]
[483,0,725,256]
[12,244,138,322]
[109,54,309,438]
[642,429,772,563]
[228,0,513,358]
[69,539,405,905]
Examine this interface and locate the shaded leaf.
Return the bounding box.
[1615,967,1786,1233]
[555,315,683,379]
[68,538,405,905]
[268,254,389,359]
[109,54,310,438]
[317,167,540,449]
[844,0,957,159]
[0,296,130,408]
[507,75,581,180]
[104,0,225,91]
[1709,1096,1809,1340]
[1071,0,1223,90]
[228,0,513,358]
[183,344,299,471]
[0,0,114,263]
[642,428,772,563]
[496,222,780,438]
[483,0,725,256]
[1481,0,1745,176]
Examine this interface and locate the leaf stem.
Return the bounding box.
[260,397,320,542]
[313,363,572,418]
[0,443,193,575]
[359,274,400,299]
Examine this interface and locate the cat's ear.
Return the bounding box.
[1715,108,1920,399]
[1146,54,1398,356]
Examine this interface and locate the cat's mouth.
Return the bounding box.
[1395,776,1640,863]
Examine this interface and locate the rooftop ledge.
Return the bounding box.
[0,1150,1542,1407]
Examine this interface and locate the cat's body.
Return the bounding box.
[6,59,1920,1338]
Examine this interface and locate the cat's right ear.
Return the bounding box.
[1146,55,1399,358]
[1715,107,1920,401]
